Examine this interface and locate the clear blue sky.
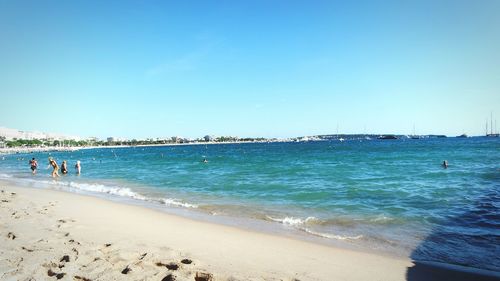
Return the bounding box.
[1,0,499,139]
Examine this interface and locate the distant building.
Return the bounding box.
[0,126,82,141]
[171,136,182,143]
[107,137,116,143]
[204,135,214,142]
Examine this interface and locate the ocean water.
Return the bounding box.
[0,137,499,272]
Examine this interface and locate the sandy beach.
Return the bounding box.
[1,182,498,281]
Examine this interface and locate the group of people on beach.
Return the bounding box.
[29,157,81,177]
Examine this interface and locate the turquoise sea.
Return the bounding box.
[1,137,499,272]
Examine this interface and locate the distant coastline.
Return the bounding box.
[0,140,269,155]
[2,133,494,155]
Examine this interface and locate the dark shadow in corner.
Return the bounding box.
[406,171,500,281]
[406,261,499,281]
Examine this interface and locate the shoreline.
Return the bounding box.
[1,182,499,280]
[1,182,412,281]
[0,176,398,259]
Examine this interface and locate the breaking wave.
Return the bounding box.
[266,215,321,226]
[266,215,363,240]
[0,175,198,210]
[161,198,198,208]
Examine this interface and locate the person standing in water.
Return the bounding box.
[49,158,59,178]
[61,160,68,174]
[442,160,448,169]
[29,158,38,174]
[75,160,81,174]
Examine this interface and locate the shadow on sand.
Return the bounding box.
[406,171,500,281]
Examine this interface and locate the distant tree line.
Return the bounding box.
[3,138,92,148]
[1,136,269,148]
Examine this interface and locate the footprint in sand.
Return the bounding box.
[11,211,21,219]
[97,243,113,255]
[7,232,16,240]
[156,262,179,271]
[55,219,75,230]
[21,246,34,252]
[57,255,70,269]
[47,269,66,279]
[38,207,50,214]
[161,274,176,281]
[195,272,213,281]
[68,239,81,245]
[121,265,132,274]
[60,255,70,263]
[57,218,75,223]
[74,276,92,281]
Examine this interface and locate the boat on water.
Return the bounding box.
[485,112,499,137]
[378,135,398,140]
[410,125,420,139]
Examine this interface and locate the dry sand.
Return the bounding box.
[1,182,497,281]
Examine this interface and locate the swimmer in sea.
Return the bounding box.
[29,158,38,174]
[61,160,68,174]
[202,158,208,163]
[442,160,448,169]
[49,157,60,178]
[75,160,81,174]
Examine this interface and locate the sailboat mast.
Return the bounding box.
[491,112,494,135]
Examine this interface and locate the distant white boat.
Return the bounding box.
[378,135,398,140]
[486,112,499,137]
[410,124,421,139]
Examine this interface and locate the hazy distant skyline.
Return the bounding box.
[1,0,499,139]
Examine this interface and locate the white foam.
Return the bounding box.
[161,198,198,209]
[266,215,363,240]
[370,214,394,223]
[0,173,13,179]
[59,181,147,201]
[303,228,363,240]
[266,216,319,226]
[0,172,201,211]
